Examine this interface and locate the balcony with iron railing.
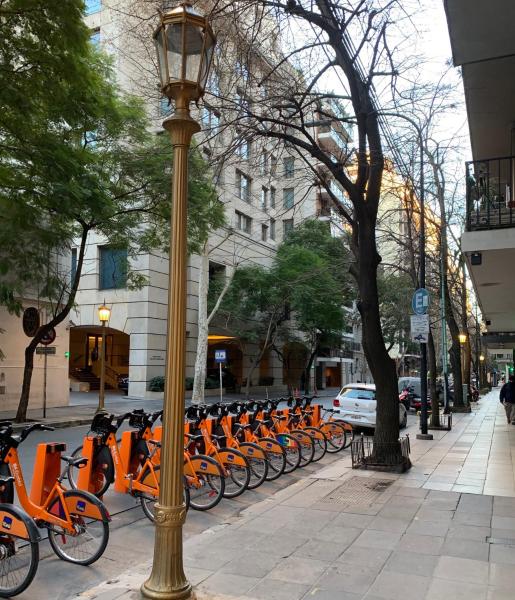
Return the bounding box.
[466,156,515,231]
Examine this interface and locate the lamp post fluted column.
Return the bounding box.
[141,98,199,600]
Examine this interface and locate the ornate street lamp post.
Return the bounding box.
[142,4,215,599]
[459,332,468,405]
[97,302,111,414]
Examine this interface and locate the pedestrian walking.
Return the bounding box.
[500,375,515,424]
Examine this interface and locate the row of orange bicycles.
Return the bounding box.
[65,395,352,518]
[0,397,350,597]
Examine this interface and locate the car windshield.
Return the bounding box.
[340,388,375,400]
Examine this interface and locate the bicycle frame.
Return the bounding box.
[4,445,102,534]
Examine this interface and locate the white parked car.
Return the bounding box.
[333,383,408,430]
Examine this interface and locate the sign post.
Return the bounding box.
[411,288,433,440]
[37,334,56,420]
[214,350,227,403]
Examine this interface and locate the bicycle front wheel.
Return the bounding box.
[186,454,225,511]
[0,505,40,598]
[290,430,315,467]
[275,433,301,474]
[217,448,251,498]
[238,442,268,489]
[47,491,109,565]
[321,421,347,453]
[258,438,286,481]
[303,427,327,462]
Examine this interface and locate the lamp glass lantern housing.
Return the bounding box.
[479,354,485,362]
[154,2,215,102]
[98,304,111,323]
[458,333,467,344]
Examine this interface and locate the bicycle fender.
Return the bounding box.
[238,443,266,459]
[257,438,284,454]
[218,449,248,467]
[0,504,41,542]
[186,456,221,477]
[64,490,111,523]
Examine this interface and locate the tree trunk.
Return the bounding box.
[428,328,440,427]
[304,349,317,394]
[355,218,400,454]
[16,225,90,422]
[192,252,209,405]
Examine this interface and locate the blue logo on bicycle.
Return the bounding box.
[227,454,234,461]
[266,443,272,449]
[76,501,86,513]
[247,448,254,455]
[200,462,208,470]
[2,516,12,530]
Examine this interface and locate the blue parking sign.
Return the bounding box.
[412,288,429,315]
[214,349,226,363]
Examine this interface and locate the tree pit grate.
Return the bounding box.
[321,476,394,505]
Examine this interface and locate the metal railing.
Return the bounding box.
[466,156,515,230]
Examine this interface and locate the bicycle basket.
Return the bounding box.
[90,413,113,434]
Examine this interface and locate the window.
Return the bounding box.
[99,247,127,290]
[90,29,100,47]
[260,187,268,210]
[71,248,77,284]
[201,107,220,132]
[85,0,101,15]
[283,188,294,209]
[283,219,294,236]
[235,211,252,234]
[236,170,251,203]
[270,154,278,176]
[261,224,268,242]
[260,151,268,176]
[283,156,295,179]
[159,97,171,117]
[236,139,250,160]
[235,92,249,113]
[270,186,276,208]
[270,218,276,240]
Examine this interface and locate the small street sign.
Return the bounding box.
[411,314,429,343]
[39,328,56,346]
[214,349,227,363]
[412,288,430,315]
[36,346,56,355]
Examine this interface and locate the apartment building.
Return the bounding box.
[67,0,360,398]
[445,1,515,378]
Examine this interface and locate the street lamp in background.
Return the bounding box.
[97,302,111,413]
[459,333,468,405]
[479,354,485,388]
[142,4,215,600]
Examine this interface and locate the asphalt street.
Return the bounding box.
[6,399,416,600]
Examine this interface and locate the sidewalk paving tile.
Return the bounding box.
[446,524,491,541]
[267,557,329,585]
[315,562,381,594]
[367,516,410,533]
[352,529,402,550]
[395,533,444,555]
[293,539,345,562]
[246,579,310,600]
[219,552,281,578]
[489,544,515,565]
[198,573,261,596]
[433,556,489,584]
[406,519,450,537]
[365,570,431,600]
[383,550,438,577]
[440,538,490,561]
[336,546,391,569]
[426,578,488,600]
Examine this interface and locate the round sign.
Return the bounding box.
[22,307,40,337]
[39,328,56,346]
[412,288,429,315]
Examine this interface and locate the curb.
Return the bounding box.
[10,418,93,432]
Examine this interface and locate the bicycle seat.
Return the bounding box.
[61,455,88,468]
[210,434,225,440]
[148,439,162,448]
[0,477,14,486]
[185,433,203,440]
[235,423,250,429]
[273,414,287,420]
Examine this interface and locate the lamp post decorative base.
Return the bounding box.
[416,433,434,440]
[141,504,193,600]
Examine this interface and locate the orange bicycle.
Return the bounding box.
[131,410,226,512]
[0,476,41,597]
[301,396,351,451]
[0,422,110,565]
[208,403,268,488]
[67,412,166,522]
[228,402,287,481]
[185,405,251,498]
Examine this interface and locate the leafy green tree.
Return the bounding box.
[220,220,353,395]
[0,2,224,420]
